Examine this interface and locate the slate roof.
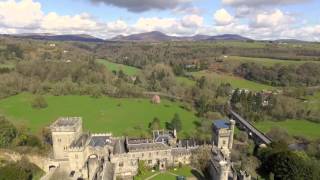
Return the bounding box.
[213,120,230,129]
[89,136,112,147]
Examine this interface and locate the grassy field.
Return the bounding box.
[224,56,319,67]
[175,76,195,86]
[135,166,195,180]
[305,91,320,111]
[97,59,140,76]
[0,93,199,136]
[98,59,195,86]
[191,71,275,91]
[255,119,320,140]
[0,62,15,69]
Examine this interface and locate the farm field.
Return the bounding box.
[254,119,320,140]
[224,56,320,67]
[191,71,276,91]
[97,59,195,86]
[0,93,199,136]
[97,59,140,76]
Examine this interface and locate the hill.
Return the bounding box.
[111,31,176,41]
[110,31,251,42]
[3,33,105,42]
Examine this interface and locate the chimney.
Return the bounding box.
[173,129,177,138]
[228,119,236,150]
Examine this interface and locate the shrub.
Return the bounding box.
[31,95,48,109]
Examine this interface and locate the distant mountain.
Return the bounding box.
[274,39,308,43]
[5,33,104,42]
[111,31,176,42]
[206,34,252,41]
[3,31,252,42]
[110,31,251,42]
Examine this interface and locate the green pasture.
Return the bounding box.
[0,62,15,69]
[254,119,320,140]
[191,71,275,91]
[97,59,140,76]
[0,93,199,136]
[305,91,320,111]
[224,56,319,67]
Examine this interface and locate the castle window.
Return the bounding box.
[58,138,61,143]
[142,153,144,157]
[119,162,124,167]
[149,153,151,157]
[148,160,152,164]
[223,140,226,145]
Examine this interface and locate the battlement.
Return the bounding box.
[50,117,82,132]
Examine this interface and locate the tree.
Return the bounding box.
[167,113,182,132]
[31,95,48,109]
[0,116,17,147]
[190,146,211,172]
[149,117,161,130]
[137,160,148,176]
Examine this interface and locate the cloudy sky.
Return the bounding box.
[0,0,319,41]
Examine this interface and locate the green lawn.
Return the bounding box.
[135,166,195,180]
[175,77,195,86]
[254,119,320,140]
[151,173,176,180]
[0,62,15,69]
[0,93,199,136]
[224,56,319,67]
[191,71,275,91]
[97,59,140,76]
[305,92,320,111]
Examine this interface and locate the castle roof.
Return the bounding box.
[89,135,112,148]
[213,120,230,129]
[50,117,82,132]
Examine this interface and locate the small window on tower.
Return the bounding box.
[223,140,226,145]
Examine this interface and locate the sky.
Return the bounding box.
[0,0,319,41]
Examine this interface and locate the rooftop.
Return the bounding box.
[213,120,230,129]
[50,117,82,132]
[89,135,113,148]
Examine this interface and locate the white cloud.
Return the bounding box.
[106,20,128,33]
[0,0,319,41]
[0,0,42,28]
[89,0,192,12]
[181,15,203,28]
[134,17,179,32]
[222,0,309,7]
[252,9,295,28]
[214,9,234,26]
[41,13,98,32]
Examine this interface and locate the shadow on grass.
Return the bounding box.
[191,169,206,180]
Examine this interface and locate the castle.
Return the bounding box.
[49,117,247,180]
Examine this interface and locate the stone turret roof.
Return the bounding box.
[213,120,230,129]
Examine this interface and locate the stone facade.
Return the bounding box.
[50,118,198,180]
[49,117,248,180]
[208,119,247,180]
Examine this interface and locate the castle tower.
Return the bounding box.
[209,119,235,180]
[212,119,234,158]
[218,160,231,180]
[228,120,236,150]
[50,117,83,160]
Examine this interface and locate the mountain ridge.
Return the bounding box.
[109,31,252,42]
